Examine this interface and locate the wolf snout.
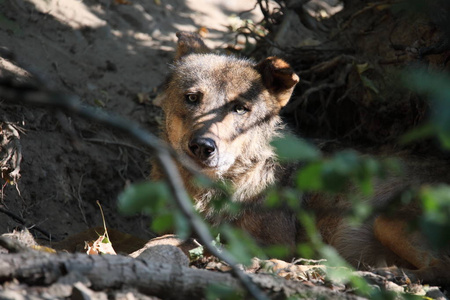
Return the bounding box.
[188,137,217,160]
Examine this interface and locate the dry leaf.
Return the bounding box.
[31,245,57,253]
[205,261,232,272]
[260,259,326,282]
[85,241,97,255]
[85,234,117,255]
[85,201,117,255]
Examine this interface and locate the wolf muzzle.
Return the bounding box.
[188,137,217,161]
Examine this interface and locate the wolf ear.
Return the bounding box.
[255,57,299,107]
[175,31,210,60]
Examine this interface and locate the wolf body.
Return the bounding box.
[152,32,450,285]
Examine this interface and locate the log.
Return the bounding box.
[0,252,365,299]
[0,252,238,299]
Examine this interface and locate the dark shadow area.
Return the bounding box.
[0,0,264,243]
[0,0,195,242]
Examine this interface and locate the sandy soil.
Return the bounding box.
[0,0,263,242]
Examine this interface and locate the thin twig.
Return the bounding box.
[0,80,268,300]
[74,173,88,226]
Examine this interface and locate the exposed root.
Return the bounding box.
[340,1,397,30]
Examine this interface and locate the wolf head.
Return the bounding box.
[162,32,299,179]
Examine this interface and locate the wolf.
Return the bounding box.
[152,32,450,286]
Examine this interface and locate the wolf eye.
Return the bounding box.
[234,104,248,115]
[185,93,200,103]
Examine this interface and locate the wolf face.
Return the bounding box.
[161,34,298,180]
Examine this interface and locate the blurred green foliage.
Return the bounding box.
[296,150,387,195]
[420,185,450,248]
[117,66,450,300]
[401,68,450,249]
[402,69,450,149]
[118,181,169,215]
[206,284,243,300]
[271,133,321,162]
[118,181,190,239]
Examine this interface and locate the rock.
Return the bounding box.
[135,245,189,267]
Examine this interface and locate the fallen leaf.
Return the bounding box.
[85,233,117,255]
[259,259,326,282]
[31,245,57,253]
[85,201,117,255]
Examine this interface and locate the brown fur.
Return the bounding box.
[152,32,450,286]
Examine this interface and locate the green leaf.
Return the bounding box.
[420,185,450,248]
[400,123,434,145]
[402,69,450,149]
[93,98,106,107]
[321,151,359,192]
[321,166,348,192]
[361,75,379,94]
[330,150,360,174]
[297,243,314,259]
[206,283,242,300]
[264,245,290,258]
[118,181,169,215]
[189,245,204,261]
[213,233,222,247]
[296,162,323,191]
[221,226,265,264]
[402,68,450,99]
[437,130,450,149]
[271,134,321,162]
[264,188,280,207]
[356,157,380,195]
[174,210,191,239]
[356,63,369,74]
[349,201,372,224]
[151,213,174,233]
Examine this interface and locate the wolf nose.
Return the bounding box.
[189,137,216,159]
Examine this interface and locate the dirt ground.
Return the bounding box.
[0,0,263,243]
